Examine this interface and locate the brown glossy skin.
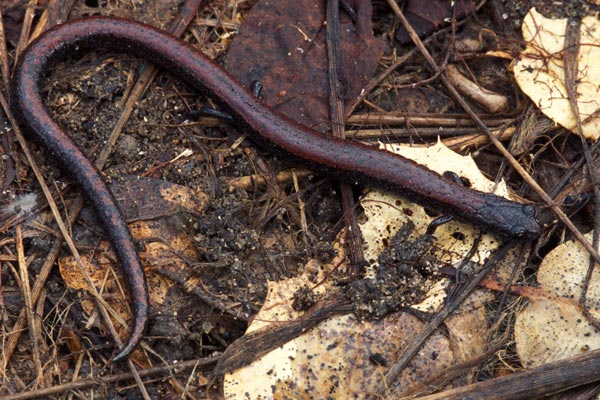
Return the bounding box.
[11,17,540,361]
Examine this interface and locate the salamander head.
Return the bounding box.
[499,203,541,240]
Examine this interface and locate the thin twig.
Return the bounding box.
[327,0,364,271]
[0,8,10,88]
[15,225,43,386]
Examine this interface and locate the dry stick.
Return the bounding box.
[346,47,418,117]
[227,169,313,191]
[493,237,529,322]
[442,127,514,151]
[0,261,6,381]
[32,287,46,361]
[180,361,204,400]
[214,295,353,375]
[349,126,490,138]
[385,0,600,267]
[292,171,310,239]
[94,67,157,169]
[404,347,600,400]
[400,340,507,398]
[0,356,219,400]
[0,8,10,88]
[14,225,43,386]
[327,0,364,271]
[13,0,36,67]
[547,140,600,200]
[346,113,512,127]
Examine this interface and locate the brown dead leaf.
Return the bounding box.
[224,0,384,132]
[107,176,209,222]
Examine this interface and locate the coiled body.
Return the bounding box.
[11,17,540,361]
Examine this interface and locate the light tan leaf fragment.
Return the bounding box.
[515,232,600,367]
[514,8,600,139]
